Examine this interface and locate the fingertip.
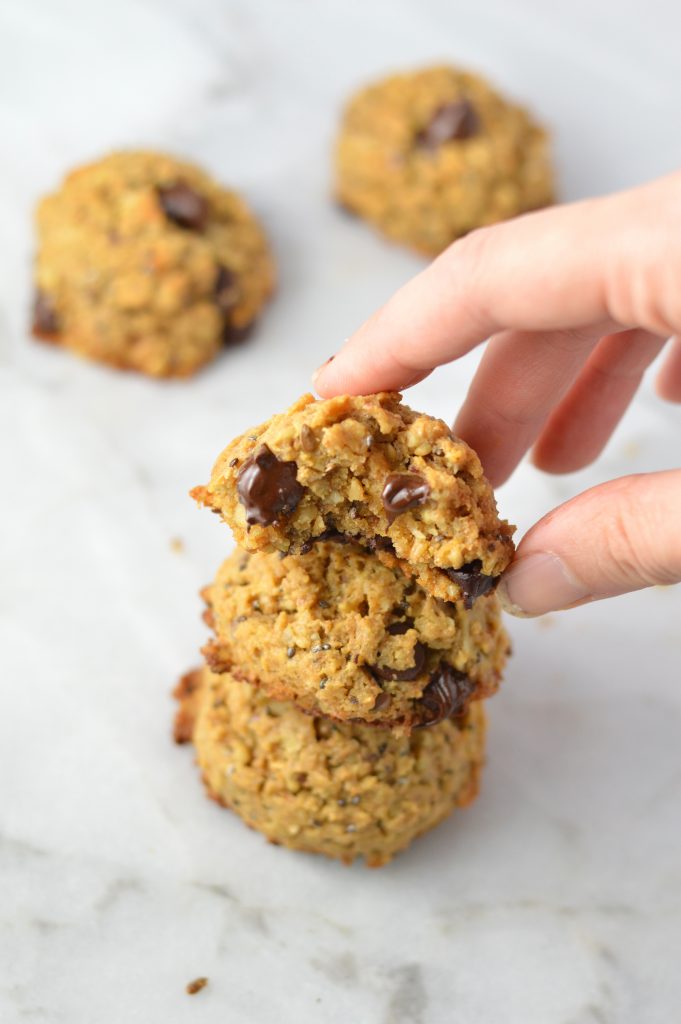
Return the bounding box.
[311,354,338,397]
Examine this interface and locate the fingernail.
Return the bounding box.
[311,354,336,390]
[497,552,590,617]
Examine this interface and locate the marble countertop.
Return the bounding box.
[1,1,680,1021]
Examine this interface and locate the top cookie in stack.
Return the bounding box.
[192,392,513,734]
[192,392,514,607]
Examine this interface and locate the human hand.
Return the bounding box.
[313,172,681,615]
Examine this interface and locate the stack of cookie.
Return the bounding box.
[175,392,512,866]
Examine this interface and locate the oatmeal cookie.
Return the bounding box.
[174,666,485,867]
[202,543,508,730]
[192,392,515,606]
[335,65,554,254]
[32,150,275,377]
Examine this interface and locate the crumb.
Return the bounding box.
[623,440,641,460]
[170,537,185,554]
[186,977,208,995]
[537,615,556,630]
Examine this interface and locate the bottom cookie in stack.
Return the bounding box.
[174,665,486,867]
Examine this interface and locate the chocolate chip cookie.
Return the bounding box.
[192,392,515,606]
[32,150,275,377]
[202,543,508,730]
[174,666,485,867]
[335,65,554,255]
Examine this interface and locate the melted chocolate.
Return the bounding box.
[223,320,254,346]
[214,265,239,314]
[386,618,415,636]
[417,664,475,727]
[158,182,208,230]
[370,640,427,682]
[365,535,397,555]
[236,445,304,526]
[32,290,59,337]
[442,559,499,609]
[416,100,480,150]
[382,472,430,524]
[299,528,353,555]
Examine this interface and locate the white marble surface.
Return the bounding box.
[1,1,680,1021]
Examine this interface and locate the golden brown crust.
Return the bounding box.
[335,65,554,255]
[32,150,275,377]
[175,666,486,867]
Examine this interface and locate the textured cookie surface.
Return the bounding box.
[174,666,485,867]
[192,392,515,605]
[203,544,508,730]
[335,65,554,255]
[32,150,275,377]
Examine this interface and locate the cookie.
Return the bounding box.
[202,543,508,730]
[335,65,554,255]
[174,666,485,867]
[192,392,515,606]
[32,150,275,377]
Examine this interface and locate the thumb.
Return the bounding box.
[497,470,681,616]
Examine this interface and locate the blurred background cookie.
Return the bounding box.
[335,65,554,254]
[32,150,275,377]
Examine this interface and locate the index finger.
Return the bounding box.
[313,175,677,397]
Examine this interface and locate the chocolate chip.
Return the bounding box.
[300,528,353,555]
[31,290,59,337]
[223,320,255,346]
[372,692,393,712]
[236,444,304,526]
[214,265,239,314]
[365,536,396,555]
[386,618,415,636]
[442,559,499,609]
[300,424,317,452]
[158,182,208,230]
[381,472,430,524]
[417,664,476,727]
[370,641,427,682]
[287,646,296,658]
[416,100,480,150]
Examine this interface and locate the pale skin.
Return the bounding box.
[313,171,681,616]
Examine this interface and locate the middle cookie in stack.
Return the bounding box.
[202,541,508,732]
[185,391,513,865]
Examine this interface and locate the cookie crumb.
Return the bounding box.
[170,536,185,554]
[186,977,208,995]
